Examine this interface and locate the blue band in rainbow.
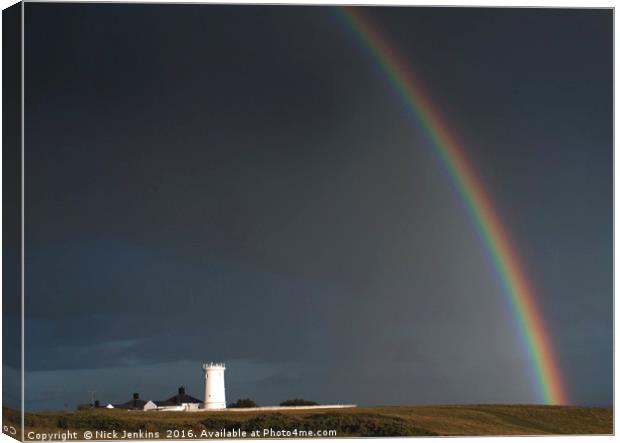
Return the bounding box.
[337,6,568,405]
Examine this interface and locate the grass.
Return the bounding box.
[2,404,613,440]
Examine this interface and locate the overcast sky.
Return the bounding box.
[7,4,612,410]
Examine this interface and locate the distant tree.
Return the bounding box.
[228,398,258,408]
[76,404,94,411]
[279,399,319,406]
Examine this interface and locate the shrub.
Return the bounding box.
[227,398,258,408]
[279,398,319,406]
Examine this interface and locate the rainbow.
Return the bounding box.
[336,6,568,405]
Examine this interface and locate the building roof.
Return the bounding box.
[155,386,202,406]
[113,393,149,410]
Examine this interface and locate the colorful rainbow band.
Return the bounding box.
[337,6,568,405]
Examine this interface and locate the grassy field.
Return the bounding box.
[2,404,613,439]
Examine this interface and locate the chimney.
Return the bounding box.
[94,400,100,408]
[133,393,139,400]
[179,386,185,395]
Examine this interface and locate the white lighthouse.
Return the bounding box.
[203,362,226,409]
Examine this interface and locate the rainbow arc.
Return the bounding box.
[338,6,568,405]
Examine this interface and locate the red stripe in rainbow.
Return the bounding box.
[338,6,568,405]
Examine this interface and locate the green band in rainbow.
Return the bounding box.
[337,6,568,405]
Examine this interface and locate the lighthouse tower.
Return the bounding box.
[203,362,226,409]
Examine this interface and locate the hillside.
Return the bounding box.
[2,404,612,439]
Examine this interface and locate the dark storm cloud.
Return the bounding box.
[21,4,612,410]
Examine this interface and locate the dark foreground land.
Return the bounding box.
[2,404,613,439]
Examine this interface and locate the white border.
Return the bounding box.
[0,2,615,443]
